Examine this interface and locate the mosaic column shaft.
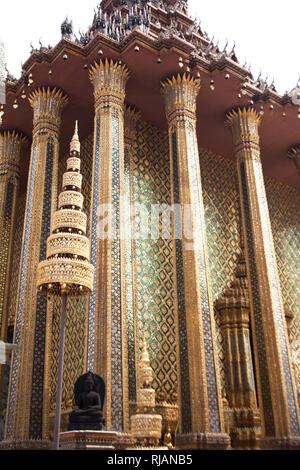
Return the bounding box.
[226,107,300,447]
[5,88,68,441]
[89,59,130,431]
[0,131,27,341]
[0,131,27,430]
[161,74,229,449]
[124,106,141,406]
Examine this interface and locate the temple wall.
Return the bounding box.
[130,120,178,401]
[265,177,300,391]
[3,118,299,438]
[43,119,300,434]
[200,150,300,395]
[200,150,241,388]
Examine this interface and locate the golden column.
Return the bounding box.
[161,74,229,449]
[89,59,130,431]
[5,88,68,442]
[0,131,28,429]
[0,131,28,341]
[226,107,300,449]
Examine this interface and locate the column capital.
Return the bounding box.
[28,87,69,135]
[0,130,29,178]
[225,107,262,161]
[89,59,130,111]
[287,145,300,175]
[160,73,201,125]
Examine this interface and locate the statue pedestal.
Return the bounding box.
[59,431,118,450]
[175,432,230,450]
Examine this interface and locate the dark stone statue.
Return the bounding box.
[68,371,105,431]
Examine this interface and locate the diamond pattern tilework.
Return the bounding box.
[0,180,14,331]
[265,177,300,393]
[7,192,25,327]
[131,121,178,398]
[199,149,241,387]
[30,138,54,438]
[49,295,88,413]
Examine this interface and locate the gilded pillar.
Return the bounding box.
[226,107,300,448]
[89,59,130,431]
[0,131,27,341]
[161,74,229,449]
[5,88,68,441]
[0,131,27,436]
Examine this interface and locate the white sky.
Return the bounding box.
[1,0,299,95]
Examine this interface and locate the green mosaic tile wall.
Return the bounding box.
[131,121,178,398]
[200,150,241,387]
[265,177,300,391]
[45,126,300,414]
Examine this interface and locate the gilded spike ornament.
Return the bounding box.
[89,59,130,109]
[0,131,28,179]
[29,87,69,135]
[37,122,94,297]
[161,73,201,124]
[288,145,300,175]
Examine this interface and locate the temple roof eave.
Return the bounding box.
[5,30,294,108]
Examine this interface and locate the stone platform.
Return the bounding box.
[59,430,118,450]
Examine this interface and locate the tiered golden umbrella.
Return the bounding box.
[37,121,94,450]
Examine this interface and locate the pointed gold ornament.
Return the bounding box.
[130,337,163,447]
[37,122,94,296]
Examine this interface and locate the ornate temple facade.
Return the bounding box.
[0,0,299,450]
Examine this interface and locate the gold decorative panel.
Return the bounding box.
[265,177,300,391]
[200,149,241,386]
[131,120,178,399]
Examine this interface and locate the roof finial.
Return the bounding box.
[70,120,80,154]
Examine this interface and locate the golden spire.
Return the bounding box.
[37,121,94,297]
[70,120,80,154]
[131,338,163,446]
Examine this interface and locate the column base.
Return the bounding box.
[175,432,230,450]
[59,430,118,450]
[260,436,300,450]
[0,439,51,450]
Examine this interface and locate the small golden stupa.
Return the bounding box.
[130,338,163,447]
[37,121,94,296]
